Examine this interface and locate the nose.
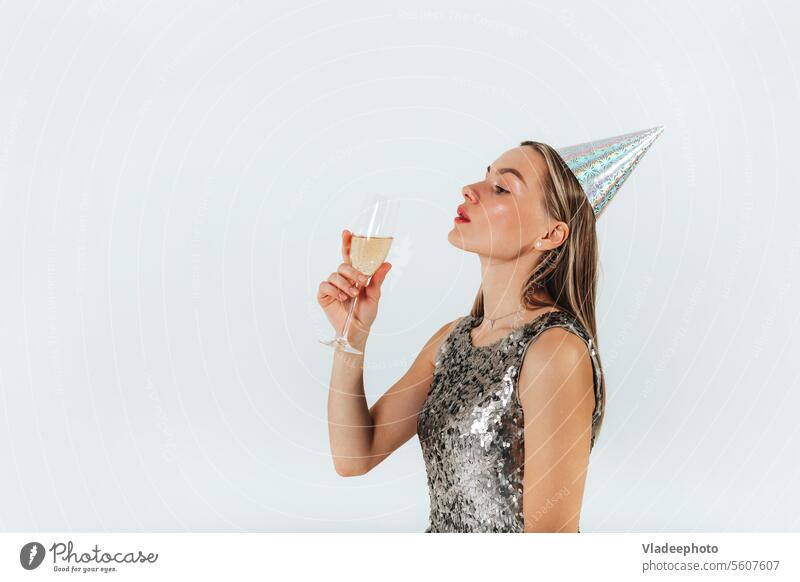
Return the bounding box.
[462,186,478,203]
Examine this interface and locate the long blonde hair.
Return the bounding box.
[469,140,606,445]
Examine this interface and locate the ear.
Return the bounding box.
[547,221,570,247]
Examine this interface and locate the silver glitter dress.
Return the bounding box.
[416,310,603,533]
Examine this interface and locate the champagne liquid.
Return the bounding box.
[350,234,393,277]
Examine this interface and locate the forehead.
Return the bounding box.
[491,146,548,191]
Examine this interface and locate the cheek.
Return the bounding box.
[485,199,524,232]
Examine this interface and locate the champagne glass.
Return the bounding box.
[319,193,398,354]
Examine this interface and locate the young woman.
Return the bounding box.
[320,141,606,533]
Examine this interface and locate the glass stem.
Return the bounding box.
[339,280,361,343]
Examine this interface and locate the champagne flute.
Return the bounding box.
[319,193,397,354]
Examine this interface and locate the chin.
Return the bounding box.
[447,227,469,251]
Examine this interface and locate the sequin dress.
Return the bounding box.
[416,310,603,533]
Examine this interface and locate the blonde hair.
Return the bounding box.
[469,140,606,446]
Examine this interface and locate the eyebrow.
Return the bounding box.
[487,164,527,187]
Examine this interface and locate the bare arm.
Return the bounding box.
[327,318,459,477]
[517,328,596,532]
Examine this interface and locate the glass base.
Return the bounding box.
[319,336,364,355]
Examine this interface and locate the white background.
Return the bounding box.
[0,0,798,532]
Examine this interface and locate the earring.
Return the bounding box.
[535,239,542,249]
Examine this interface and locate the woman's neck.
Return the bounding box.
[477,254,553,324]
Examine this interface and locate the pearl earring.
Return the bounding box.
[535,240,542,249]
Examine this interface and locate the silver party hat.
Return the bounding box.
[555,126,664,218]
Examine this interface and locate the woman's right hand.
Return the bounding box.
[317,229,392,341]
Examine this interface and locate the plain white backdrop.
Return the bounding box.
[0,0,798,532]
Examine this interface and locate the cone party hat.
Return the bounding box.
[555,126,664,218]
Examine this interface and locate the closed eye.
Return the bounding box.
[493,184,509,194]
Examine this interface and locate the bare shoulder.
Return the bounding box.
[517,324,594,531]
[517,326,592,402]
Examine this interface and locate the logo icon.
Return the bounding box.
[20,542,46,570]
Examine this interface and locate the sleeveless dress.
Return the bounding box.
[416,310,603,533]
